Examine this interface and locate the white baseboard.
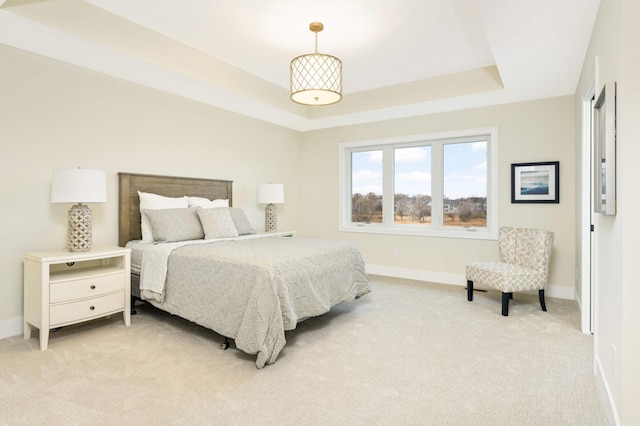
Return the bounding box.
[595,354,620,425]
[0,316,23,340]
[365,264,575,300]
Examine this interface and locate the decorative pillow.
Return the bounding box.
[138,191,188,241]
[142,208,204,243]
[229,207,255,235]
[196,207,239,239]
[188,197,229,208]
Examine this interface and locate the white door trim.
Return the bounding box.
[580,64,597,334]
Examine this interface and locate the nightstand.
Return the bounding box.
[23,246,131,350]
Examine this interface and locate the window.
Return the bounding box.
[339,127,498,239]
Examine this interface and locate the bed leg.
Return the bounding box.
[131,296,137,315]
[220,337,230,350]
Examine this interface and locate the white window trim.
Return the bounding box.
[338,126,499,240]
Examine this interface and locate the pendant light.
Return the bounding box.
[290,22,342,106]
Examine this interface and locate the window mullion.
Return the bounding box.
[431,142,443,228]
[343,148,353,226]
[382,146,394,226]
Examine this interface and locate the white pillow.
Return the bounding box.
[196,207,239,239]
[138,191,188,241]
[188,196,229,208]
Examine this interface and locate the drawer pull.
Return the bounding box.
[89,306,95,311]
[90,285,96,290]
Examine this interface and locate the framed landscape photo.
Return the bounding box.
[511,161,559,203]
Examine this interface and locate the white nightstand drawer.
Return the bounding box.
[50,291,125,326]
[50,272,126,303]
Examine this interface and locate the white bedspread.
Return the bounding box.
[128,236,370,368]
[128,234,281,301]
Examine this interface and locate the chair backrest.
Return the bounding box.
[498,227,554,275]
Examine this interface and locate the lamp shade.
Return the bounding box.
[51,168,107,203]
[257,184,284,204]
[290,22,342,106]
[290,53,342,105]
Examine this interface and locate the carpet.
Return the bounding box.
[0,276,607,425]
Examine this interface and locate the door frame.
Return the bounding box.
[580,69,596,334]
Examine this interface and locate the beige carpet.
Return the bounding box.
[0,276,607,425]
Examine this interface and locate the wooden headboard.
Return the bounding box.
[118,172,233,246]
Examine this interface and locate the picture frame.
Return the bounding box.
[593,82,616,215]
[511,161,560,203]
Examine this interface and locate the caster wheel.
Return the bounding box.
[220,342,228,350]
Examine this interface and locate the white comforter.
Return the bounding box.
[129,236,371,368]
[134,234,276,300]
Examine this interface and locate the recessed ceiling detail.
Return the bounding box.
[0,0,600,131]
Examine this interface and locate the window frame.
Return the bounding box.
[338,127,499,240]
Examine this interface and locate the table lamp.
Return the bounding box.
[257,184,284,233]
[51,168,107,252]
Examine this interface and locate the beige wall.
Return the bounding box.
[299,96,576,297]
[0,45,301,330]
[575,0,640,423]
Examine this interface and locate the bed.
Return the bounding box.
[118,172,371,368]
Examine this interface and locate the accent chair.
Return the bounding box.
[465,226,554,316]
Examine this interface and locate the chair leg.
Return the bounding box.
[539,289,547,312]
[467,280,474,301]
[501,292,511,316]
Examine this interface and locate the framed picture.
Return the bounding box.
[593,82,616,215]
[511,161,560,203]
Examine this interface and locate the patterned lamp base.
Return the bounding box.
[68,204,92,252]
[265,203,278,233]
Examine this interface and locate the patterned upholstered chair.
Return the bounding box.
[466,227,554,316]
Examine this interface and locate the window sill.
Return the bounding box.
[339,224,498,240]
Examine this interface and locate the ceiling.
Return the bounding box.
[0,0,600,131]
